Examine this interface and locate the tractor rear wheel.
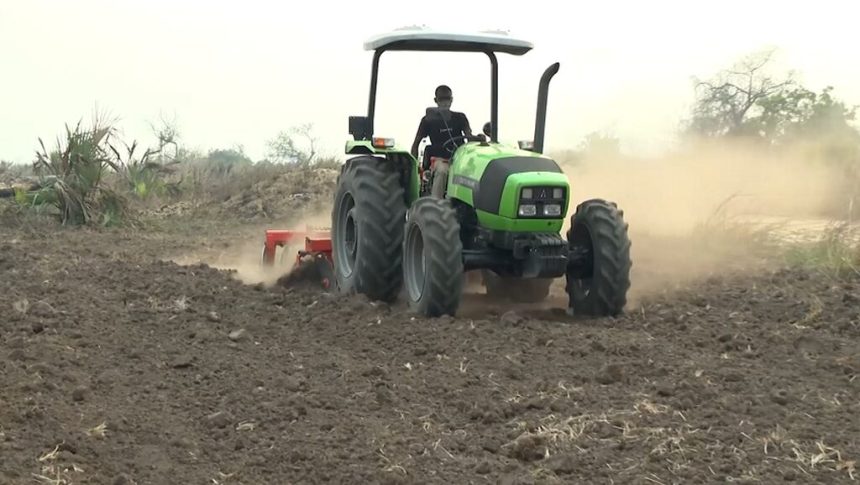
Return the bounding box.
[565,199,632,317]
[482,271,553,303]
[403,197,464,317]
[331,156,406,302]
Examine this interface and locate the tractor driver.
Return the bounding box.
[410,85,474,170]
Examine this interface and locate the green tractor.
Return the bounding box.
[332,28,632,317]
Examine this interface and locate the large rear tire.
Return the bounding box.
[331,156,407,303]
[402,197,464,317]
[565,199,632,316]
[482,271,553,303]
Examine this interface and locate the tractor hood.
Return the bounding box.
[447,143,570,233]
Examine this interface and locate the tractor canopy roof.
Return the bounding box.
[364,27,533,56]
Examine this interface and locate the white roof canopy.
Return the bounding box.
[363,27,533,56]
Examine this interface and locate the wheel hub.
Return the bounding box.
[335,194,358,277]
[345,208,357,258]
[404,224,426,302]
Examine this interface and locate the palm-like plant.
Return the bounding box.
[109,139,178,199]
[32,116,127,225]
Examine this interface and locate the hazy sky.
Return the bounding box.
[2,0,859,163]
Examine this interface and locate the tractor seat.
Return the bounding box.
[422,150,449,171]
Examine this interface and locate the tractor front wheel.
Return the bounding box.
[565,199,632,317]
[403,198,464,317]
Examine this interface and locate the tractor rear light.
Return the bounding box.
[552,187,564,199]
[518,140,534,150]
[543,204,562,216]
[521,187,533,199]
[372,137,395,148]
[518,204,537,216]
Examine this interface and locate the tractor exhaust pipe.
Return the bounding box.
[533,62,560,154]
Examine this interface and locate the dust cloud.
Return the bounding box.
[174,138,852,308]
[555,137,850,303]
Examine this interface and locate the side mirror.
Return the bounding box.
[482,122,492,138]
[349,116,371,140]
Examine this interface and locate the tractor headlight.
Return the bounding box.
[517,185,565,218]
[518,204,537,217]
[543,204,562,216]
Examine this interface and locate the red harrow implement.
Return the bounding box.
[261,226,336,290]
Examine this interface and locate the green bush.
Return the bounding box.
[26,115,175,226]
[32,118,129,226]
[784,223,860,277]
[110,140,178,199]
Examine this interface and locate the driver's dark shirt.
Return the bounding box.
[416,110,470,158]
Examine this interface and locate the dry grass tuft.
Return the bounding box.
[754,426,856,480]
[635,399,670,415]
[33,444,85,485]
[784,222,860,278]
[86,422,108,439]
[792,441,856,479]
[235,421,255,432]
[506,401,855,481]
[505,397,684,460]
[38,446,60,463]
[689,193,786,260]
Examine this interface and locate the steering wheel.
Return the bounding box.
[442,134,484,154]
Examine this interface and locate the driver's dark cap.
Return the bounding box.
[435,85,452,100]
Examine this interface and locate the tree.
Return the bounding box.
[266,123,318,165]
[686,48,796,138]
[206,146,253,175]
[686,50,860,218]
[687,49,859,144]
[148,113,181,163]
[787,87,858,141]
[579,131,622,157]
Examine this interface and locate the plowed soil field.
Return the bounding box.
[1,217,858,484]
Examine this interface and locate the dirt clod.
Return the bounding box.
[501,311,525,326]
[31,300,56,317]
[547,454,578,475]
[10,348,32,364]
[171,356,194,369]
[596,363,624,384]
[771,389,791,405]
[71,386,87,402]
[503,434,546,462]
[113,474,130,485]
[205,411,232,429]
[228,329,248,342]
[283,376,304,392]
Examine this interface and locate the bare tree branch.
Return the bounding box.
[687,48,795,137]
